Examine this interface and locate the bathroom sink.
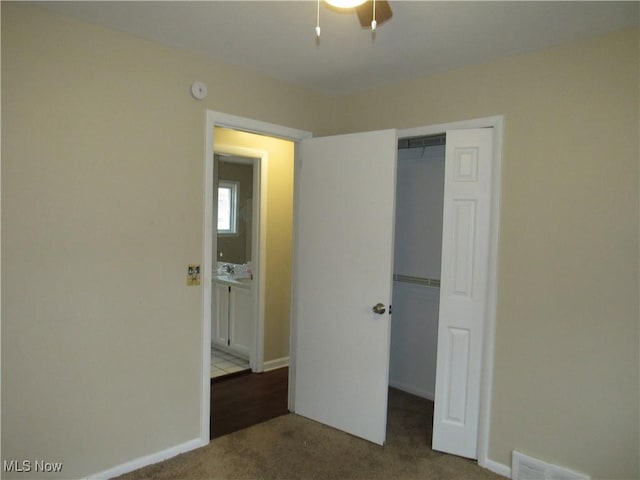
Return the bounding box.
[214,274,252,287]
[230,276,252,284]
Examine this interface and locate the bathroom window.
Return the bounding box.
[218,181,239,235]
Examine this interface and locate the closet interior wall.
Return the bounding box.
[389,142,445,400]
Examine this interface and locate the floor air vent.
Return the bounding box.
[512,451,590,480]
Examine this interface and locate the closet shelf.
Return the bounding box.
[393,274,440,288]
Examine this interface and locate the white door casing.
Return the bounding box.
[432,128,494,459]
[203,111,312,444]
[292,129,397,445]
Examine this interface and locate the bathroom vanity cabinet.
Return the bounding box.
[212,278,252,359]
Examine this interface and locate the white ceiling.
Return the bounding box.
[37,1,639,95]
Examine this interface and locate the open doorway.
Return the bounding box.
[389,133,446,401]
[291,122,501,464]
[386,133,445,453]
[201,111,502,470]
[207,124,298,439]
[211,153,257,380]
[390,122,502,465]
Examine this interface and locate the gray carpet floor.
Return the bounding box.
[116,389,505,480]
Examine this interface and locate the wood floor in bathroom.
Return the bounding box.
[210,367,289,440]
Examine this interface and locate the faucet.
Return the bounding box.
[222,264,235,274]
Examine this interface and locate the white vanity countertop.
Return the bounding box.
[213,274,252,289]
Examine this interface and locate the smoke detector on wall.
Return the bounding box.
[191,81,208,100]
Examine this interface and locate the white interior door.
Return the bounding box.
[293,129,397,445]
[433,128,494,458]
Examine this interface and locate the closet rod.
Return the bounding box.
[397,133,446,150]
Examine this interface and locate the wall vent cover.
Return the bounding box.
[512,451,590,480]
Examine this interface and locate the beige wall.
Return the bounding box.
[1,4,328,479]
[214,127,294,363]
[336,28,640,479]
[2,2,638,479]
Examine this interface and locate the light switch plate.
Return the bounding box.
[187,264,201,286]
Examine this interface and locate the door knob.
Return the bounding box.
[372,303,386,315]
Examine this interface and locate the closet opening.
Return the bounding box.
[388,133,446,439]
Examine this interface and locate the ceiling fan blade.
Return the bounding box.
[356,0,393,28]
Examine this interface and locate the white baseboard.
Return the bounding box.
[263,356,289,371]
[87,437,207,480]
[481,457,512,479]
[388,380,434,401]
